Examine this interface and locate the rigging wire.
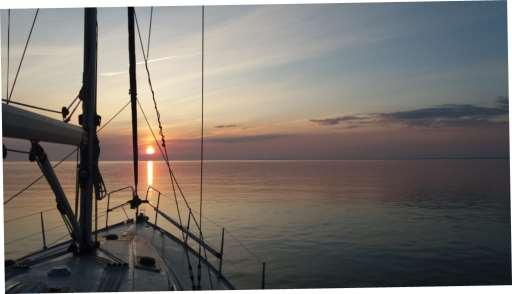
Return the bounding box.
[133,12,167,157]
[7,8,40,103]
[67,94,80,110]
[140,116,208,239]
[134,10,213,287]
[7,208,111,251]
[64,99,82,122]
[187,205,264,262]
[133,10,205,244]
[137,99,216,288]
[6,9,11,100]
[147,7,153,59]
[137,98,202,288]
[197,5,206,289]
[3,89,82,121]
[4,207,58,223]
[2,99,62,114]
[136,101,202,233]
[63,91,82,122]
[4,147,30,155]
[3,148,78,205]
[136,98,197,289]
[47,232,71,247]
[98,100,131,132]
[5,222,65,245]
[133,9,191,256]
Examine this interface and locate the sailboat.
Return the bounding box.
[3,7,266,292]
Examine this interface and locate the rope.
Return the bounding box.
[2,99,62,114]
[136,99,188,227]
[136,98,197,288]
[7,8,40,103]
[134,11,202,284]
[138,100,206,235]
[135,10,212,288]
[137,99,200,288]
[133,12,167,160]
[133,10,187,237]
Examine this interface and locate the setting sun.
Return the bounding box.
[145,145,155,155]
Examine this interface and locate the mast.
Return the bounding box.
[78,7,98,252]
[128,7,139,200]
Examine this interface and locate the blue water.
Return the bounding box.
[3,159,511,288]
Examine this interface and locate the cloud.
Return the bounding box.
[207,134,288,144]
[310,115,372,126]
[99,53,200,77]
[311,97,509,128]
[384,104,507,127]
[100,70,128,77]
[215,124,239,129]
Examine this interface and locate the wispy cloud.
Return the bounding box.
[383,104,507,127]
[207,133,288,144]
[310,115,374,126]
[99,52,200,77]
[100,70,127,77]
[215,124,239,129]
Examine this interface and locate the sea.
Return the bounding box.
[3,159,511,288]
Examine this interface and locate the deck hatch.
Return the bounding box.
[135,256,160,272]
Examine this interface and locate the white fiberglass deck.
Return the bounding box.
[5,218,233,292]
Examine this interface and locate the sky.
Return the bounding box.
[1,1,509,160]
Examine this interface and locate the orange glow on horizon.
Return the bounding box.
[145,145,155,155]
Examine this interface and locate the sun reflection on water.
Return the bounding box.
[147,160,153,186]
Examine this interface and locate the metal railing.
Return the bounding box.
[104,185,135,230]
[5,184,268,289]
[5,208,70,258]
[141,185,267,289]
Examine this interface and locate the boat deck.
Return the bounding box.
[5,218,233,292]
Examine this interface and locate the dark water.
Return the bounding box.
[3,159,511,288]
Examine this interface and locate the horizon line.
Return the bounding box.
[3,156,510,163]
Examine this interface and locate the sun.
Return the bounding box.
[145,145,155,155]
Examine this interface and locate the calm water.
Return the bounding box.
[3,159,511,288]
